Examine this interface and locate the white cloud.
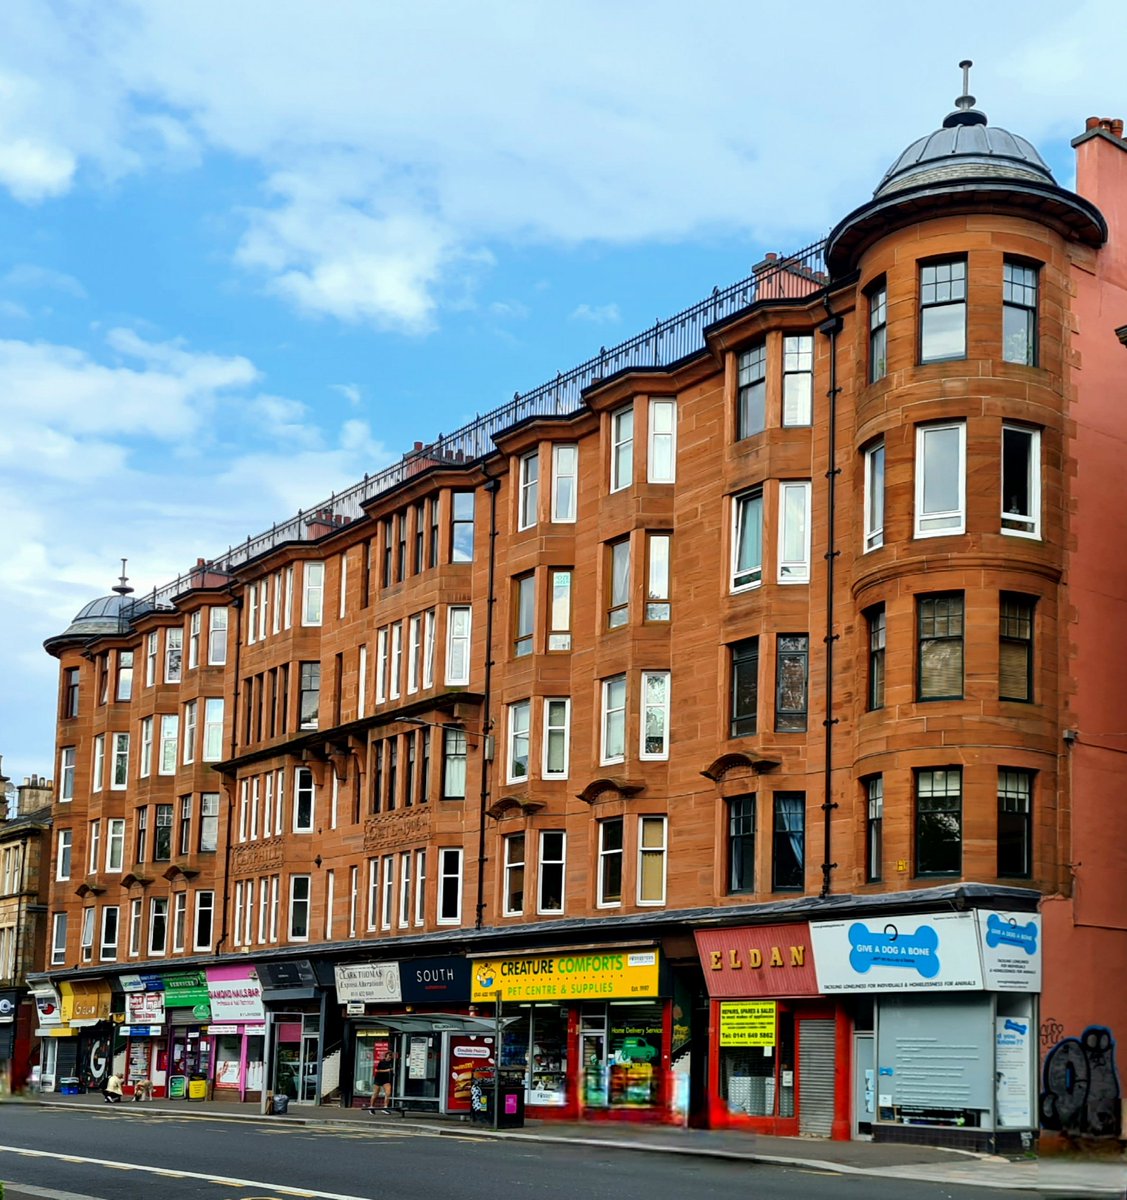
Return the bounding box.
[332,383,363,407]
[570,303,620,325]
[6,1,1125,327]
[2,263,86,297]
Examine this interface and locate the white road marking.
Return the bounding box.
[0,1146,374,1200]
[0,1184,109,1200]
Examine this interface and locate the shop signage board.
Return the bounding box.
[995,1015,1034,1126]
[162,971,211,1016]
[471,950,660,1002]
[119,973,165,993]
[401,957,471,1003]
[695,924,818,997]
[123,1025,163,1038]
[126,991,166,1024]
[810,912,984,992]
[206,964,265,1022]
[32,987,61,1027]
[977,912,1041,992]
[335,961,403,1004]
[0,990,18,1023]
[719,1001,778,1046]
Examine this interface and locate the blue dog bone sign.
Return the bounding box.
[984,913,1038,955]
[847,922,941,978]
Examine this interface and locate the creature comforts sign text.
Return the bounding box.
[695,923,820,998]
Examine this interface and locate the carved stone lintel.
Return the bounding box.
[231,837,285,875]
[576,777,645,806]
[700,752,782,783]
[363,807,432,851]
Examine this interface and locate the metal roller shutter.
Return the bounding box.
[798,1019,836,1136]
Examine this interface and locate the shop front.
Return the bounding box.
[810,908,1041,1153]
[163,970,213,1099]
[336,956,475,1113]
[695,922,849,1138]
[258,961,334,1106]
[30,984,74,1091]
[470,947,669,1123]
[120,973,167,1096]
[60,979,116,1092]
[206,964,266,1103]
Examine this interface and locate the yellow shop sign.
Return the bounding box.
[472,951,660,1002]
[719,1001,777,1047]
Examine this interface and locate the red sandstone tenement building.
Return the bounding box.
[28,77,1127,1149]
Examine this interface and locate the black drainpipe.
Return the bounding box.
[213,590,242,955]
[818,304,843,899]
[475,470,501,930]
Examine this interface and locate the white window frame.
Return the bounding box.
[110,731,130,789]
[414,848,426,926]
[731,489,764,591]
[437,848,463,925]
[551,443,578,523]
[92,734,105,792]
[423,609,436,689]
[637,815,668,906]
[172,892,187,953]
[398,851,412,929]
[302,561,325,627]
[139,717,153,778]
[324,869,335,940]
[367,858,379,931]
[597,819,623,909]
[59,746,76,801]
[188,610,201,670]
[51,913,67,965]
[128,898,142,957]
[1001,423,1042,539]
[258,577,269,641]
[407,614,422,694]
[777,480,812,584]
[375,627,388,704]
[389,622,402,700]
[518,450,539,531]
[269,875,280,942]
[640,670,671,761]
[273,572,283,633]
[542,698,570,779]
[148,897,168,956]
[610,405,634,493]
[537,830,566,915]
[206,606,228,666]
[502,833,526,917]
[159,714,178,775]
[601,675,626,765]
[288,875,311,941]
[782,334,814,426]
[145,631,158,687]
[165,627,183,683]
[56,830,72,881]
[293,767,315,833]
[284,566,294,629]
[915,421,967,538]
[339,551,348,620]
[358,644,368,719]
[100,904,119,960]
[349,865,359,937]
[106,818,125,873]
[246,584,258,646]
[203,698,224,761]
[647,398,677,483]
[81,906,96,961]
[864,440,885,552]
[380,854,394,930]
[507,700,531,783]
[194,890,214,952]
[445,606,471,686]
[88,819,101,873]
[182,700,197,765]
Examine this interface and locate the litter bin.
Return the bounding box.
[272,1093,290,1115]
[60,1077,81,1096]
[494,1084,525,1129]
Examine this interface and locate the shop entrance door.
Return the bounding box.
[579,1031,607,1108]
[169,1031,211,1098]
[797,1018,835,1136]
[274,1015,320,1105]
[853,1032,874,1140]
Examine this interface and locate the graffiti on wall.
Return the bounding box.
[1040,1018,1064,1050]
[1040,1026,1121,1137]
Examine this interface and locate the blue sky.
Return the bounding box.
[2,0,1124,788]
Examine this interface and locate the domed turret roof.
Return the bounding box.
[876,108,1055,197]
[43,570,157,654]
[825,61,1106,275]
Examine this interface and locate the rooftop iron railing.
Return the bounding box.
[141,238,828,609]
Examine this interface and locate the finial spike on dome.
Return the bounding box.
[112,558,134,596]
[956,59,975,111]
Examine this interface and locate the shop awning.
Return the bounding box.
[353,1012,520,1034]
[60,979,112,1026]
